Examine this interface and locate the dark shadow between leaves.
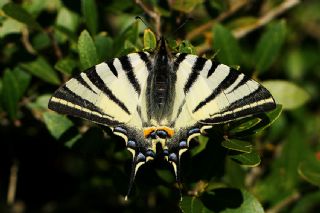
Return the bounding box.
[200,188,243,212]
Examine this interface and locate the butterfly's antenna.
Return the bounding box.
[135,16,156,33]
[172,17,194,37]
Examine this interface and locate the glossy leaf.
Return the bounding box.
[1,70,20,120]
[143,29,157,51]
[229,117,261,134]
[20,57,60,85]
[230,150,261,167]
[298,158,320,187]
[78,30,99,70]
[254,20,286,73]
[2,2,42,30]
[43,111,74,139]
[263,80,310,110]
[81,0,98,35]
[221,139,252,153]
[213,24,242,65]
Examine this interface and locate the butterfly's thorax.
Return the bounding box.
[147,38,176,123]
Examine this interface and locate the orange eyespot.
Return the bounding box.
[143,126,175,138]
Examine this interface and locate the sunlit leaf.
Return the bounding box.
[78,30,99,70]
[178,40,196,54]
[43,111,74,139]
[143,29,157,51]
[0,18,24,38]
[180,196,210,213]
[20,57,60,85]
[81,0,98,35]
[213,24,242,65]
[56,7,80,33]
[254,20,286,73]
[2,2,42,30]
[263,80,310,110]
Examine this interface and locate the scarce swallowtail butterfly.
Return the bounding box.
[48,36,276,198]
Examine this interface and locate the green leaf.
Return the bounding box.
[1,69,20,120]
[81,0,98,35]
[20,57,60,85]
[254,20,286,73]
[229,117,261,134]
[191,136,209,156]
[221,139,252,153]
[27,94,51,111]
[0,17,24,38]
[178,40,196,54]
[114,21,139,56]
[54,57,77,75]
[263,80,310,110]
[180,196,210,213]
[213,24,242,65]
[56,7,80,33]
[291,191,320,213]
[170,0,203,13]
[230,150,261,167]
[2,2,42,30]
[12,67,31,99]
[78,30,99,70]
[32,32,51,50]
[200,188,264,213]
[43,111,74,139]
[143,29,157,51]
[298,158,320,187]
[81,0,99,35]
[94,34,113,60]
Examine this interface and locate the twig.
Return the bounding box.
[46,27,63,60]
[135,0,161,36]
[194,0,299,55]
[21,27,37,55]
[186,0,249,41]
[7,160,19,205]
[233,0,300,39]
[265,191,300,213]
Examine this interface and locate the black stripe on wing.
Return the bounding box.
[86,67,131,115]
[75,75,97,94]
[138,52,152,71]
[184,57,207,93]
[207,60,220,78]
[173,53,187,71]
[120,56,141,95]
[107,59,118,77]
[193,68,239,113]
[201,86,276,124]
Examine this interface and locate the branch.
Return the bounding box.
[233,0,300,39]
[135,0,161,36]
[186,0,249,41]
[266,191,300,213]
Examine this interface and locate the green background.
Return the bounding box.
[0,0,319,212]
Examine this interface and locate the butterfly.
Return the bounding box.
[48,36,276,198]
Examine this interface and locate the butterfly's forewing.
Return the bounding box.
[48,52,151,127]
[173,53,276,126]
